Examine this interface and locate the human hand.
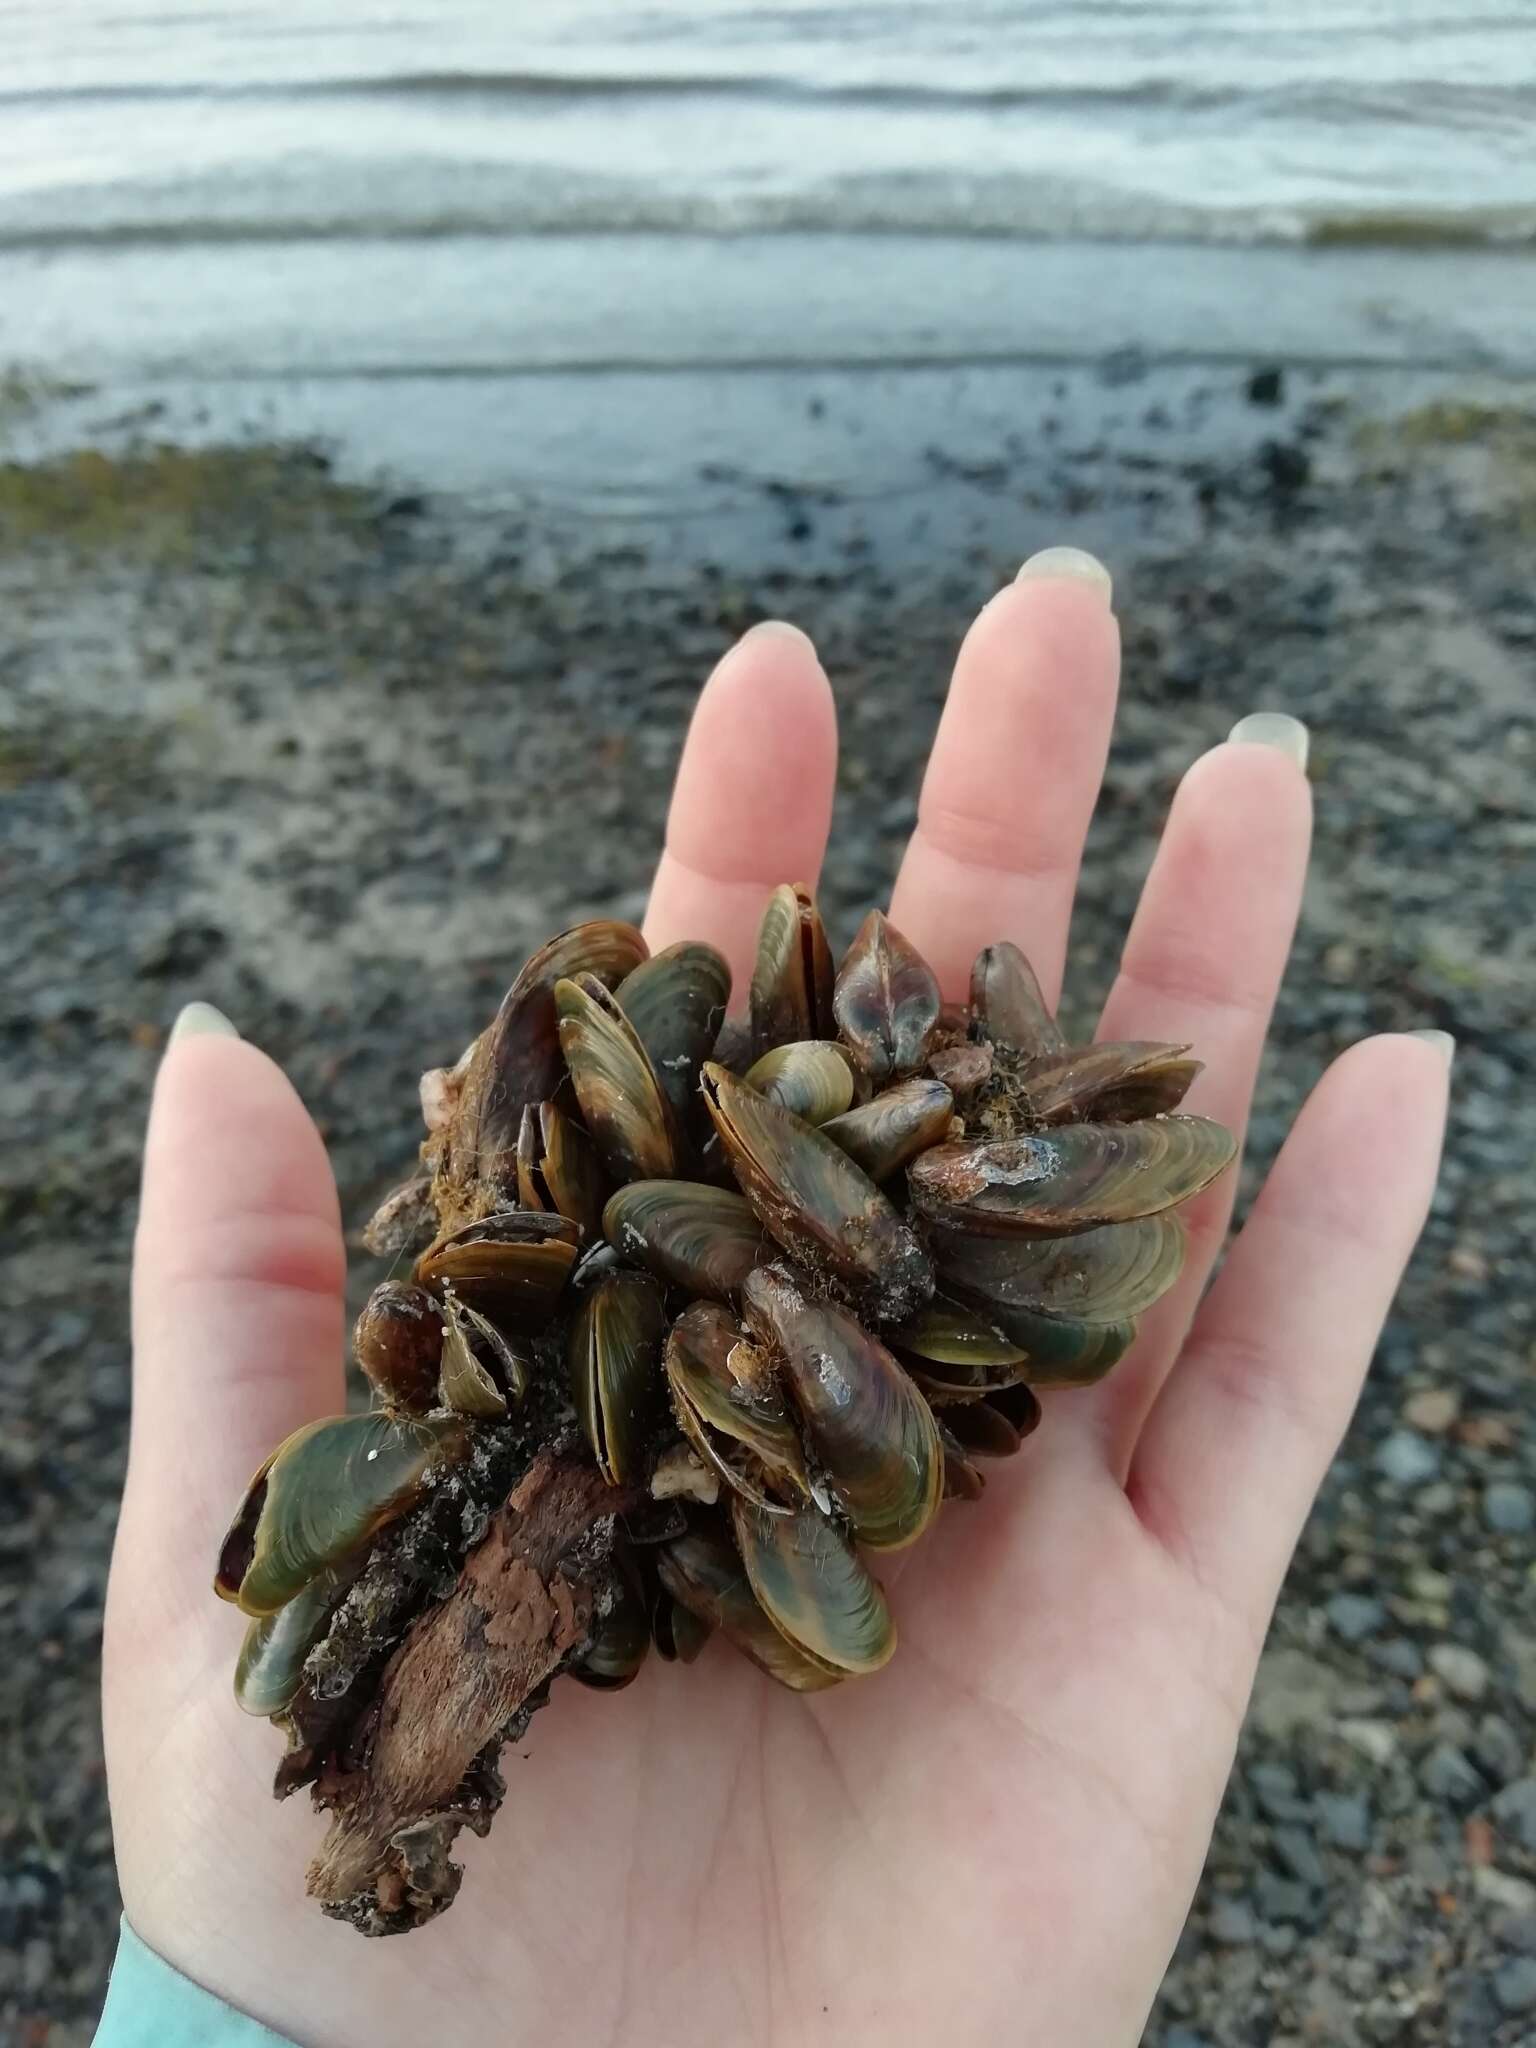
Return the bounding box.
[105,552,1449,2047]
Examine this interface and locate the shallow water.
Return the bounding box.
[5,0,1534,250]
[3,1,1532,483]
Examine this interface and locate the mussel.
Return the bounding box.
[701,1063,933,1321]
[215,1413,468,1617]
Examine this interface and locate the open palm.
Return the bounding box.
[106,556,1447,2048]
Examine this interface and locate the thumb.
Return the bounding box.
[121,1003,347,1600]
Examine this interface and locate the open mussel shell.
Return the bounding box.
[969,942,1064,1058]
[439,1287,528,1418]
[615,941,732,1132]
[930,1213,1188,1323]
[657,1526,840,1691]
[415,1209,580,1327]
[822,1076,954,1182]
[353,1281,443,1412]
[556,972,683,1185]
[570,1554,651,1690]
[450,919,647,1190]
[603,1180,769,1300]
[568,1270,668,1486]
[908,1117,1235,1237]
[516,1099,607,1239]
[234,1560,358,1718]
[749,883,835,1058]
[664,1300,810,1510]
[215,1413,468,1618]
[701,1063,933,1323]
[832,909,942,1085]
[1019,1041,1200,1125]
[743,1266,942,1552]
[731,1497,896,1677]
[743,1040,854,1125]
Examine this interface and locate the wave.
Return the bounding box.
[0,163,1531,253]
[1,68,1533,125]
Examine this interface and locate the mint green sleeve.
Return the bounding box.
[94,1919,300,2048]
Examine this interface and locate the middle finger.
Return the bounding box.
[888,549,1121,1001]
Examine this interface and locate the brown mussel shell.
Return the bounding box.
[568,1269,669,1486]
[969,942,1064,1058]
[415,1210,580,1326]
[615,941,732,1132]
[556,972,683,1185]
[929,1213,1188,1324]
[449,920,647,1191]
[570,1553,651,1690]
[907,1117,1235,1237]
[832,909,942,1085]
[821,1076,954,1182]
[700,1063,933,1322]
[353,1281,443,1412]
[730,1497,896,1676]
[656,1526,839,1691]
[216,1413,468,1617]
[742,1265,943,1551]
[937,1421,988,1502]
[1018,1041,1201,1125]
[603,1180,770,1301]
[516,1099,607,1239]
[652,1592,713,1665]
[664,1300,810,1510]
[749,883,835,1058]
[361,1174,438,1259]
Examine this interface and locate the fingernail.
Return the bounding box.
[1227,711,1310,772]
[168,1001,239,1044]
[1015,546,1113,603]
[1409,1028,1455,1067]
[739,618,813,648]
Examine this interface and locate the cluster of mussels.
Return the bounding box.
[216,886,1235,1708]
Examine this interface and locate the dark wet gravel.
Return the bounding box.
[1,378,1532,2044]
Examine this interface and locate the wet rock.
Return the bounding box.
[1494,1780,1536,1853]
[1494,1958,1536,2014]
[1316,1793,1372,1852]
[1270,1825,1327,1888]
[1428,1645,1490,1702]
[1210,1897,1257,1945]
[1485,1481,1535,1534]
[1475,1715,1526,1785]
[1327,1593,1386,1643]
[1374,1431,1440,1486]
[1418,1744,1485,1806]
[1403,1387,1459,1433]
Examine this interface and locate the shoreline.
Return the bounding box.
[3,364,1533,2043]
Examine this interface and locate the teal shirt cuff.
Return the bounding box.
[95,1919,299,2048]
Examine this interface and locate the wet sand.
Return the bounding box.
[2,364,1533,2042]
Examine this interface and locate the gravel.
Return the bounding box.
[1486,1484,1536,1536]
[3,368,1533,2046]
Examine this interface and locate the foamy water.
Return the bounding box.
[3,0,1533,250]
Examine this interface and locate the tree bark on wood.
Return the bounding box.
[303,1447,632,1933]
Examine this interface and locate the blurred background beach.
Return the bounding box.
[2,4,1534,2042]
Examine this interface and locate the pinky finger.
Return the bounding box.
[1125,1032,1451,1636]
